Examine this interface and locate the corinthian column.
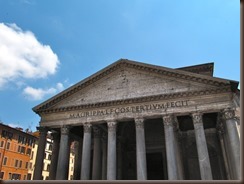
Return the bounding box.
[135,118,147,180]
[192,113,212,180]
[81,123,92,180]
[33,127,48,180]
[222,108,240,179]
[56,126,71,180]
[107,121,117,180]
[163,115,178,180]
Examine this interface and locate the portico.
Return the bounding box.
[32,59,240,180]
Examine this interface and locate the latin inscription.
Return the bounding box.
[69,100,189,118]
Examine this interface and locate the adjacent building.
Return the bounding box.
[0,123,37,180]
[32,59,240,180]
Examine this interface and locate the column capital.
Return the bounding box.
[37,126,49,135]
[222,108,235,120]
[93,126,101,138]
[83,123,92,133]
[107,120,117,132]
[60,126,70,135]
[135,118,144,129]
[191,112,203,125]
[162,114,174,127]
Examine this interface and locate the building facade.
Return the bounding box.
[0,123,37,180]
[32,59,240,180]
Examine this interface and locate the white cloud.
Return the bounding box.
[23,83,65,101]
[0,23,60,89]
[8,123,22,129]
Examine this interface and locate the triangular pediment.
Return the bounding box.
[33,59,234,113]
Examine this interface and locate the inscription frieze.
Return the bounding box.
[69,100,189,118]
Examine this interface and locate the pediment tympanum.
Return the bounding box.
[33,59,233,114]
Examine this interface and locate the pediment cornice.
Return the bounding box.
[33,59,232,113]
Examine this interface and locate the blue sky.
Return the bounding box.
[0,0,240,131]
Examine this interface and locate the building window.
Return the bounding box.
[23,175,26,180]
[26,148,31,155]
[15,160,19,168]
[27,173,32,180]
[6,142,10,150]
[19,160,22,168]
[3,157,7,166]
[0,141,4,147]
[21,146,26,154]
[11,173,21,180]
[25,162,28,169]
[1,130,13,139]
[0,172,4,179]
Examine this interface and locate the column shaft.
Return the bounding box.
[222,108,240,179]
[192,113,212,180]
[49,132,60,180]
[80,123,92,180]
[135,118,147,180]
[163,115,178,180]
[102,133,107,180]
[92,127,102,180]
[33,127,48,180]
[56,126,71,180]
[107,121,117,180]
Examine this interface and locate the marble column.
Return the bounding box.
[56,126,71,180]
[222,108,240,180]
[135,118,147,180]
[107,121,117,180]
[102,132,107,180]
[192,112,212,180]
[33,127,48,180]
[216,118,230,180]
[73,137,82,180]
[49,131,60,180]
[163,115,178,180]
[173,118,184,180]
[81,123,92,180]
[92,126,102,180]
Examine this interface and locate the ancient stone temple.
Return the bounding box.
[32,59,240,180]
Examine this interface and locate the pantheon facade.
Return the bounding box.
[32,59,240,180]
